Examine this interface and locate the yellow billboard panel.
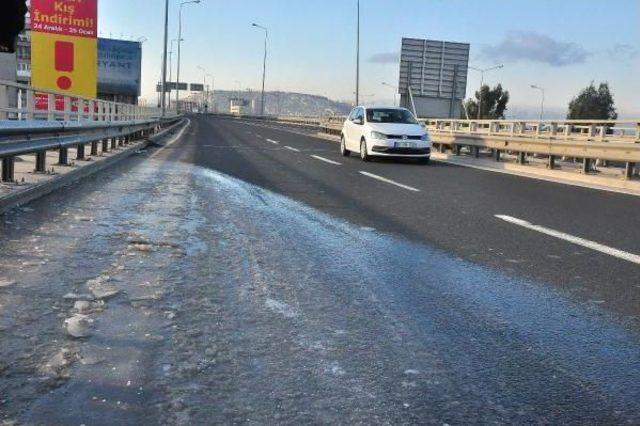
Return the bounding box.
[31,32,97,98]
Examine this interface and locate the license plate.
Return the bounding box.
[396,142,415,148]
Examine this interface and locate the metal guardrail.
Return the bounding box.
[0,81,181,183]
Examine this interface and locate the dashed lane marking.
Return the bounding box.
[359,171,420,192]
[266,139,280,145]
[284,146,301,152]
[495,214,640,265]
[311,155,342,165]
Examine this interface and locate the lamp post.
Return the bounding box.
[530,84,545,120]
[176,0,201,112]
[353,92,374,106]
[355,0,360,106]
[168,38,183,109]
[381,82,398,106]
[161,0,170,116]
[251,23,268,116]
[469,64,504,119]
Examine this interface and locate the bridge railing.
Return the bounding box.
[425,119,640,144]
[0,81,182,183]
[0,79,174,122]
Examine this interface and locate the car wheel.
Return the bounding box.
[340,135,350,156]
[360,139,370,162]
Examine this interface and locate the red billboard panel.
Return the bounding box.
[31,0,98,38]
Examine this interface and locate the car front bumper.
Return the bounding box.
[370,146,431,157]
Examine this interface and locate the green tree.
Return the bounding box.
[567,82,618,120]
[463,84,510,119]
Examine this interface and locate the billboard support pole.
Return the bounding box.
[449,64,459,118]
[407,62,417,117]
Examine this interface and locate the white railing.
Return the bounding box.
[425,119,640,144]
[0,80,177,123]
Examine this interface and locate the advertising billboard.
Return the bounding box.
[98,38,142,97]
[31,0,98,99]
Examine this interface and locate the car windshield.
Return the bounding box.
[366,109,418,124]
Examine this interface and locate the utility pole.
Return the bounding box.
[355,0,360,106]
[252,23,268,116]
[176,0,201,113]
[161,0,169,116]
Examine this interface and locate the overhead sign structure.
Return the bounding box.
[156,82,187,92]
[31,0,98,102]
[398,38,470,118]
[189,83,204,92]
[98,38,142,97]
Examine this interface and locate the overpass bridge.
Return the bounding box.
[1,81,640,424]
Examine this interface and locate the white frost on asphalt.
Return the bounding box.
[265,298,298,318]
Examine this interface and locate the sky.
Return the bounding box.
[99,0,640,117]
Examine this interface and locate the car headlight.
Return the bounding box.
[370,131,387,140]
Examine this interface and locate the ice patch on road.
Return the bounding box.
[265,298,298,318]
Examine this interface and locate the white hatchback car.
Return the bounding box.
[340,106,431,163]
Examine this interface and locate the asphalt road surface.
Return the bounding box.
[1,115,639,424]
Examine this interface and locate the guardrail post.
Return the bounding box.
[76,144,85,160]
[517,152,526,165]
[0,85,8,120]
[59,148,68,165]
[473,146,480,158]
[119,136,124,147]
[548,155,556,169]
[625,162,635,180]
[582,158,592,173]
[454,144,461,156]
[102,139,109,152]
[494,149,501,162]
[35,151,46,172]
[91,141,98,156]
[2,157,15,182]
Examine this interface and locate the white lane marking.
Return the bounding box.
[311,155,341,165]
[266,138,280,145]
[255,134,264,139]
[359,171,420,192]
[284,146,301,152]
[495,215,640,265]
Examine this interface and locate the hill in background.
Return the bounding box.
[210,90,352,116]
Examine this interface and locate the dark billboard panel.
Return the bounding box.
[98,38,141,97]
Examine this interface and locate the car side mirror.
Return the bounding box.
[353,117,363,125]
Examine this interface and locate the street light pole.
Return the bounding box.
[176,0,200,113]
[252,23,268,116]
[168,38,182,109]
[469,64,503,119]
[382,82,397,106]
[161,0,169,116]
[356,0,360,106]
[531,84,545,120]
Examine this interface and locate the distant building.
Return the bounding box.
[230,98,251,115]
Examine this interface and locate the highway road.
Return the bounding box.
[1,115,639,424]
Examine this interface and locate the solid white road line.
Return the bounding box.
[150,119,191,159]
[266,138,280,145]
[359,171,420,192]
[284,146,301,152]
[311,155,342,165]
[495,214,640,265]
